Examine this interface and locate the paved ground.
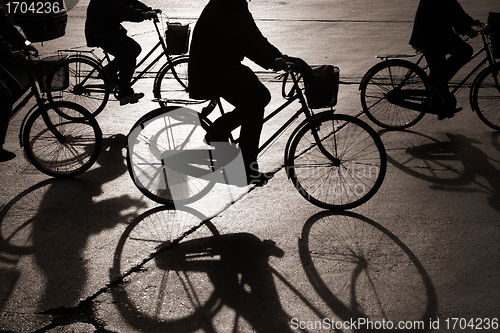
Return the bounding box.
[1,0,500,332]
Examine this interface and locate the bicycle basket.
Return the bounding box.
[488,12,500,58]
[166,23,191,55]
[35,55,69,92]
[303,65,340,109]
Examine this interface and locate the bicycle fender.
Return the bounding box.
[469,63,500,113]
[153,55,190,89]
[359,59,424,90]
[283,110,335,178]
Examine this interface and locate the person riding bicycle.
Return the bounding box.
[409,0,481,119]
[85,0,158,106]
[0,7,37,162]
[188,0,289,186]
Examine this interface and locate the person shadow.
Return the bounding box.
[30,134,147,313]
[111,206,305,333]
[379,129,500,213]
[156,232,291,332]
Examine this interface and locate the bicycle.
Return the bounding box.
[127,61,387,210]
[359,23,500,130]
[43,14,191,116]
[7,51,102,177]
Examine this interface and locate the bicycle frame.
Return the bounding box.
[373,27,500,115]
[11,56,66,147]
[57,18,181,93]
[392,29,498,96]
[197,69,340,165]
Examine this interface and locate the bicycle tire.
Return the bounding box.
[153,56,190,101]
[23,101,102,178]
[111,206,222,332]
[127,106,216,205]
[471,63,500,131]
[45,55,110,117]
[286,113,387,210]
[360,59,428,129]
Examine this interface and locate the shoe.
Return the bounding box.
[0,149,16,162]
[119,92,144,106]
[247,170,273,187]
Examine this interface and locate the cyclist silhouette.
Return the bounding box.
[409,0,481,119]
[0,6,37,162]
[155,233,292,332]
[85,0,159,106]
[188,0,289,186]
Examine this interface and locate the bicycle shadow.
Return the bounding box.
[379,129,500,213]
[110,205,324,333]
[0,135,146,317]
[298,210,438,332]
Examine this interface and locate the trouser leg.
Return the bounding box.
[99,35,141,97]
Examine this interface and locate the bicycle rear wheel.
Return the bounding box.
[286,113,386,210]
[23,101,102,178]
[360,59,428,129]
[471,64,500,130]
[45,56,110,117]
[111,206,221,331]
[127,106,216,205]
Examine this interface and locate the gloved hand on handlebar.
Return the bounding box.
[272,57,289,71]
[144,10,158,20]
[272,55,303,71]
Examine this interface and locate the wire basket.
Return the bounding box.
[35,55,69,93]
[304,65,340,109]
[165,23,191,55]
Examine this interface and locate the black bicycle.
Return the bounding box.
[127,62,387,210]
[360,23,500,130]
[8,51,102,177]
[43,14,191,117]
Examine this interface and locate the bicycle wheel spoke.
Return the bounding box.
[23,102,102,177]
[361,60,428,129]
[127,107,216,205]
[287,114,386,210]
[46,57,110,117]
[473,66,500,130]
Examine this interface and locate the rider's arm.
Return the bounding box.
[228,0,283,70]
[116,0,155,22]
[0,8,33,63]
[447,0,477,36]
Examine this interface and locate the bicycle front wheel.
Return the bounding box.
[360,59,428,129]
[471,64,500,131]
[286,113,386,210]
[23,101,102,178]
[153,56,190,101]
[45,56,110,117]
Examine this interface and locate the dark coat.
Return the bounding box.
[0,7,26,64]
[188,0,282,99]
[409,0,475,50]
[85,0,151,47]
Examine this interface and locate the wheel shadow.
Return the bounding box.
[0,135,147,318]
[379,129,500,213]
[298,210,438,333]
[110,205,335,333]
